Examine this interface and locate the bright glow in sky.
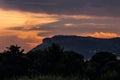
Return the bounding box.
[0,9,59,51]
[0,0,120,52]
[0,9,26,29]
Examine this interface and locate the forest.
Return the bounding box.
[0,43,120,80]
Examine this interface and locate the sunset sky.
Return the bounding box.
[0,0,120,52]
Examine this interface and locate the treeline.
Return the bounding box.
[0,43,120,80]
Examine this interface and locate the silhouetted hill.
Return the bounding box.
[31,35,120,59]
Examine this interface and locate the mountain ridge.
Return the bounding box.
[31,35,120,59]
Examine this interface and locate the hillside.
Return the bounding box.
[31,35,120,58]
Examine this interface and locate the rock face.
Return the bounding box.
[31,35,120,59]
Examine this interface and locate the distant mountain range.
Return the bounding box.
[31,35,120,59]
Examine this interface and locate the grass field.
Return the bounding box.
[6,75,89,80]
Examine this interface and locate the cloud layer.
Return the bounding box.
[0,0,120,17]
[0,0,120,52]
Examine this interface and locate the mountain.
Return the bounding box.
[31,35,120,59]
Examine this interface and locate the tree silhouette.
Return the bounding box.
[27,43,64,75]
[90,52,117,64]
[89,51,117,79]
[4,45,24,56]
[0,45,28,78]
[1,44,120,79]
[62,51,84,74]
[44,43,64,73]
[46,43,64,54]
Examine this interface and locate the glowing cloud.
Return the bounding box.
[81,32,119,38]
[64,23,110,27]
[0,30,45,52]
[23,13,59,28]
[0,6,120,52]
[0,9,26,29]
[91,32,119,38]
[0,9,59,29]
[53,14,120,20]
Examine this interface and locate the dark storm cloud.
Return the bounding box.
[0,0,120,17]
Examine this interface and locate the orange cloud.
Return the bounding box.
[0,29,45,52]
[16,31,45,50]
[0,9,26,29]
[80,32,119,38]
[64,23,110,28]
[0,9,59,52]
[0,8,119,52]
[60,15,92,19]
[55,14,119,20]
[0,9,59,29]
[23,12,59,28]
[91,32,118,38]
[17,31,41,39]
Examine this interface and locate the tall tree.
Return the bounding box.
[4,45,24,56]
[91,52,117,64]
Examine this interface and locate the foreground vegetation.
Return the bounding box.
[7,75,89,80]
[0,43,120,80]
